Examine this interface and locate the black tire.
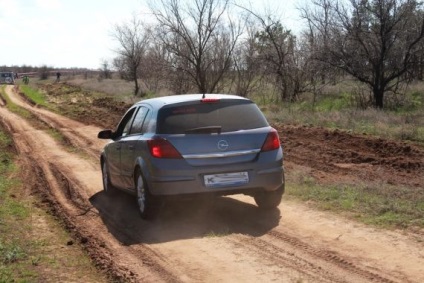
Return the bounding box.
[254,188,283,209]
[135,169,160,219]
[101,160,115,194]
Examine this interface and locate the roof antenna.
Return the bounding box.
[202,93,205,99]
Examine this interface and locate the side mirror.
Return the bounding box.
[98,130,114,139]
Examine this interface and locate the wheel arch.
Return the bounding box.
[100,153,105,166]
[133,156,149,187]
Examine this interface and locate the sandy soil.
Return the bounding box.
[1,85,423,282]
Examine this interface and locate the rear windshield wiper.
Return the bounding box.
[185,126,222,134]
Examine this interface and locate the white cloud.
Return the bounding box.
[35,0,62,10]
[0,0,21,18]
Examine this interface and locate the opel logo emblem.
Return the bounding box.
[217,140,229,151]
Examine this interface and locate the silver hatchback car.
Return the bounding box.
[98,94,285,218]
[0,72,15,85]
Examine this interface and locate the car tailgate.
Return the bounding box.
[165,130,268,166]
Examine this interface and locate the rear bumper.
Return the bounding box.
[146,164,285,197]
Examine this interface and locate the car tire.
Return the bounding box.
[101,160,115,194]
[135,169,160,219]
[254,187,283,209]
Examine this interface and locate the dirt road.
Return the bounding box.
[1,85,423,282]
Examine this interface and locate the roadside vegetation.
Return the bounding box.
[262,82,424,145]
[287,173,424,229]
[46,77,424,145]
[265,83,424,229]
[0,125,25,281]
[19,84,56,110]
[0,124,106,282]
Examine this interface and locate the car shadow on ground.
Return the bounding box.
[89,190,281,245]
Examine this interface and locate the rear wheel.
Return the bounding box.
[254,187,283,209]
[135,169,159,219]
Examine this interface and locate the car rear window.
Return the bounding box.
[157,99,268,134]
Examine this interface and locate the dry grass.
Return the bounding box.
[63,77,163,105]
[261,81,424,144]
[266,108,424,143]
[67,78,134,97]
[30,76,424,143]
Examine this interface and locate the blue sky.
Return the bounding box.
[0,0,301,69]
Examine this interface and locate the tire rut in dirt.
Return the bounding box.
[231,231,397,283]
[11,87,99,158]
[47,160,183,282]
[267,230,398,283]
[230,234,338,282]
[27,158,136,282]
[222,205,400,283]
[21,109,98,158]
[49,163,95,213]
[27,155,180,282]
[0,101,180,282]
[89,192,185,282]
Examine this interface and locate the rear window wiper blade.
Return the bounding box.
[185,126,222,134]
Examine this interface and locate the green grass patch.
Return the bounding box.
[286,172,424,228]
[313,92,351,112]
[0,125,106,282]
[0,127,37,282]
[19,85,55,110]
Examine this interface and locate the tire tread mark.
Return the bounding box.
[13,89,98,158]
[268,230,398,283]
[231,234,341,283]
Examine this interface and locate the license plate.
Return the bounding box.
[204,172,249,188]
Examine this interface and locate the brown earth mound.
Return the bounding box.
[39,83,131,129]
[279,124,423,187]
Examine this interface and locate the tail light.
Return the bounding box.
[261,129,281,152]
[147,138,182,159]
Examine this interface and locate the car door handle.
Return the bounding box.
[128,145,135,150]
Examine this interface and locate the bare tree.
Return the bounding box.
[111,15,151,96]
[256,20,299,101]
[99,59,112,80]
[300,0,336,85]
[142,37,169,94]
[150,0,243,94]
[299,0,341,105]
[235,3,304,102]
[408,8,424,81]
[230,22,264,97]
[301,0,424,109]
